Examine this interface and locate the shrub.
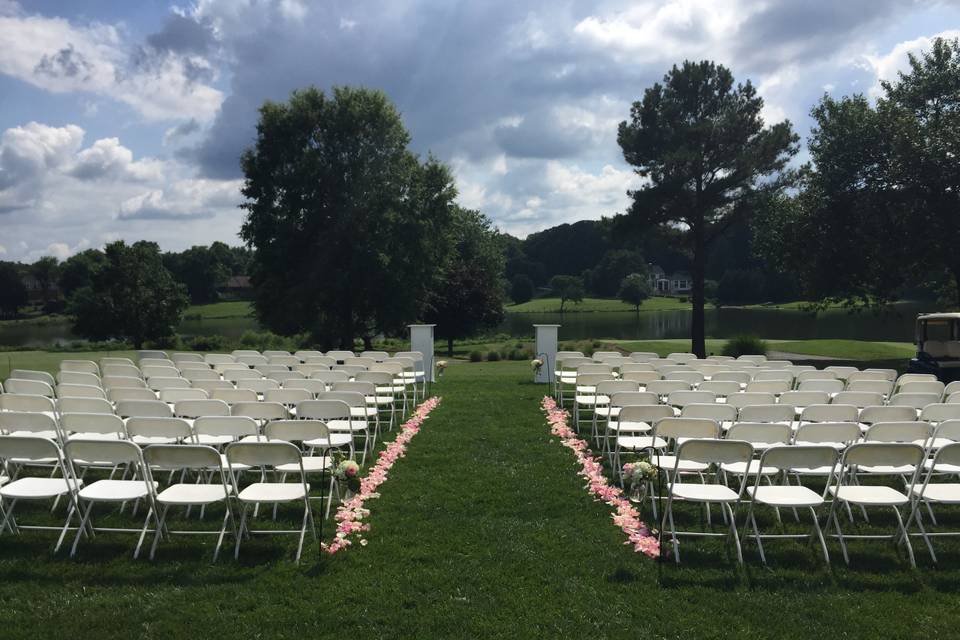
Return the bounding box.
[486,350,501,361]
[187,334,232,352]
[722,335,768,358]
[469,350,483,362]
[507,349,526,361]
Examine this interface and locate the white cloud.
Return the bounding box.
[0,3,223,121]
[0,244,6,255]
[863,30,960,97]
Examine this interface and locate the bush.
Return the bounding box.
[722,335,768,358]
[507,349,526,361]
[469,350,483,362]
[187,334,232,352]
[510,274,535,304]
[486,350,501,362]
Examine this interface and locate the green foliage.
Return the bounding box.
[162,242,237,305]
[185,334,233,352]
[618,59,799,355]
[618,273,652,311]
[722,335,769,358]
[58,249,107,299]
[469,350,484,362]
[510,274,535,304]
[549,275,585,313]
[716,269,766,306]
[584,249,648,297]
[0,262,28,318]
[68,241,189,349]
[240,86,457,348]
[425,207,506,355]
[486,350,501,362]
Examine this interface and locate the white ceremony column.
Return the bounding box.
[533,324,560,384]
[409,324,437,382]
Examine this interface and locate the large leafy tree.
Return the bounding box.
[617,60,799,356]
[240,86,456,348]
[618,273,651,312]
[0,262,28,318]
[59,249,107,298]
[584,249,648,297]
[549,275,585,313]
[425,207,506,356]
[163,242,234,304]
[31,256,60,307]
[68,241,188,348]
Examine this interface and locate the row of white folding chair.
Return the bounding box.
[0,433,327,562]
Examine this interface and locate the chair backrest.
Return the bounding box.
[864,421,931,444]
[56,384,106,399]
[675,438,753,467]
[10,369,56,385]
[60,412,125,437]
[107,387,157,402]
[620,363,656,374]
[355,371,394,386]
[57,397,113,414]
[211,388,258,405]
[137,350,168,360]
[823,366,858,380]
[831,391,884,409]
[224,369,263,382]
[225,440,302,468]
[332,381,376,396]
[726,392,776,409]
[254,364,289,376]
[295,399,352,421]
[576,364,614,377]
[205,354,237,365]
[859,404,917,425]
[268,355,301,367]
[667,352,697,363]
[944,380,960,397]
[711,371,752,385]
[667,371,705,386]
[0,411,58,435]
[264,419,330,444]
[847,370,892,383]
[726,422,792,445]
[269,371,305,383]
[264,388,313,407]
[360,350,390,361]
[0,393,56,414]
[845,380,894,396]
[173,399,230,418]
[0,435,68,469]
[646,380,691,396]
[116,399,172,419]
[102,375,148,389]
[575,373,613,389]
[282,378,327,395]
[609,391,660,408]
[629,352,659,362]
[237,379,281,394]
[653,417,719,441]
[309,370,351,385]
[798,379,844,394]
[5,378,54,397]
[698,380,741,397]
[595,380,640,397]
[797,370,839,384]
[65,438,144,466]
[144,444,223,473]
[779,390,830,408]
[738,404,794,424]
[800,404,858,424]
[794,422,861,445]
[751,370,793,383]
[617,404,675,425]
[889,393,942,410]
[758,445,839,475]
[235,354,269,367]
[230,401,288,421]
[840,442,924,472]
[56,371,101,386]
[896,373,937,387]
[899,380,945,396]
[920,403,960,424]
[745,380,790,395]
[305,355,337,367]
[926,441,960,473]
[191,380,236,393]
[295,364,332,377]
[142,365,180,379]
[172,352,205,363]
[316,391,366,409]
[194,415,259,440]
[102,364,142,378]
[680,403,737,423]
[125,416,192,440]
[667,390,716,408]
[148,377,191,391]
[159,388,209,403]
[60,360,99,374]
[620,371,661,385]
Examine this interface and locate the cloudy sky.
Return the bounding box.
[0,0,958,262]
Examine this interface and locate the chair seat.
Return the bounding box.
[9,430,59,440]
[574,395,599,405]
[277,456,331,473]
[910,483,960,503]
[747,485,824,507]
[829,485,910,506]
[67,432,123,441]
[857,464,917,474]
[351,407,377,418]
[79,479,155,502]
[196,434,237,446]
[653,455,709,473]
[721,460,779,476]
[156,484,231,505]
[131,436,180,445]
[305,434,352,448]
[923,459,960,473]
[617,436,666,450]
[669,483,739,502]
[219,454,252,471]
[0,477,79,499]
[607,421,651,433]
[237,482,309,503]
[791,463,844,476]
[327,419,367,433]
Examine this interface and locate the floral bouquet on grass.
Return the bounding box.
[531,358,543,376]
[435,360,448,378]
[622,459,659,503]
[332,451,361,493]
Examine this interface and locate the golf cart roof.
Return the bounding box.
[918,313,960,322]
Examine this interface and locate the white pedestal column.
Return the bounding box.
[409,324,436,382]
[534,324,560,384]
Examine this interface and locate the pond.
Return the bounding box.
[0,303,927,348]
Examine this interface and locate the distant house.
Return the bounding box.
[218,275,253,300]
[648,265,692,295]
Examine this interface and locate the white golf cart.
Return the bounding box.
[908,312,960,381]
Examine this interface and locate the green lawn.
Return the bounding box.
[0,359,958,638]
[507,296,692,313]
[183,300,254,319]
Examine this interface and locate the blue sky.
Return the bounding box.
[1,0,959,262]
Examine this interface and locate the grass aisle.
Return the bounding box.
[1,360,960,637]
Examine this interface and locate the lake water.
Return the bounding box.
[0,303,927,348]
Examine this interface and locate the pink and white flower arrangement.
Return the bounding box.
[541,396,660,559]
[322,396,442,555]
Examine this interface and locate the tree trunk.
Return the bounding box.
[953,265,960,310]
[447,337,454,357]
[691,220,707,358]
[362,335,373,351]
